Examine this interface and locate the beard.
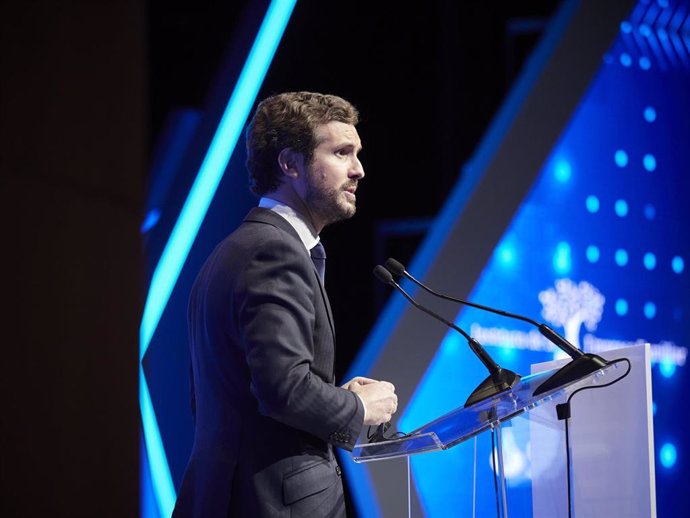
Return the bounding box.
[304,175,357,228]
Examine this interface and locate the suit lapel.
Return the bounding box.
[243,208,337,344]
[313,271,336,348]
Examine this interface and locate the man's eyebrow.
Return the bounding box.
[335,141,363,152]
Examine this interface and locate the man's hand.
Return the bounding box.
[346,378,398,426]
[341,376,377,390]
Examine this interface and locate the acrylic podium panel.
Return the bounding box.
[352,358,626,518]
[530,344,656,518]
[352,349,641,518]
[353,360,626,463]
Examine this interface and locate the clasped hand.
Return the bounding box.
[342,376,398,426]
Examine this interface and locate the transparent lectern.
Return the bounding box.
[351,345,655,518]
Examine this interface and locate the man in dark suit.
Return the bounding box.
[172,92,398,518]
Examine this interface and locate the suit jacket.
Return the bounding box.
[172,207,365,518]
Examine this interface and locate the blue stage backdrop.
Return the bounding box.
[344,0,689,516]
[141,0,689,517]
[402,5,690,515]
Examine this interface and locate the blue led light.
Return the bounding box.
[586,195,600,213]
[614,199,628,217]
[640,24,652,37]
[643,252,657,270]
[620,21,632,33]
[614,149,628,167]
[553,241,572,274]
[644,106,656,122]
[639,56,651,70]
[644,302,657,319]
[615,249,629,266]
[138,2,297,517]
[620,53,632,66]
[554,160,572,183]
[672,256,685,274]
[141,209,161,234]
[497,243,517,268]
[586,245,600,263]
[615,299,629,316]
[652,401,657,416]
[660,360,677,378]
[644,204,656,220]
[643,154,657,171]
[660,443,677,468]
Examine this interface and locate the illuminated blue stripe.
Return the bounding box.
[139,2,297,517]
[140,431,162,518]
[140,369,176,517]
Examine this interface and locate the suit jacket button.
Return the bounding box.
[336,465,342,476]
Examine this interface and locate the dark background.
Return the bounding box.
[1,1,559,516]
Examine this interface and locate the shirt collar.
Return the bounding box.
[259,197,320,250]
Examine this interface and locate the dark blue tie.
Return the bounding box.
[310,241,326,283]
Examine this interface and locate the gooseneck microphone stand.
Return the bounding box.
[374,265,520,407]
[383,258,609,395]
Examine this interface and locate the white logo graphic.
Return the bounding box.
[538,279,605,349]
[471,278,687,368]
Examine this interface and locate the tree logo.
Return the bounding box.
[538,279,605,349]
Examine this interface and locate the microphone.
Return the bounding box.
[373,265,520,407]
[383,258,608,395]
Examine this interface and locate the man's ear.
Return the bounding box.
[277,148,303,178]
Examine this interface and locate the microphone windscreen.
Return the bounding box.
[384,258,406,277]
[373,265,393,284]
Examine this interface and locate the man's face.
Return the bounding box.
[302,121,364,229]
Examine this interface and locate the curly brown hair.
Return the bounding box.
[245,91,359,196]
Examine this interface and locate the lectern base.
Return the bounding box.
[465,368,521,407]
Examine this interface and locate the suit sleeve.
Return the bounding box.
[233,230,364,450]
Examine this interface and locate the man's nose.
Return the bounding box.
[350,157,365,179]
